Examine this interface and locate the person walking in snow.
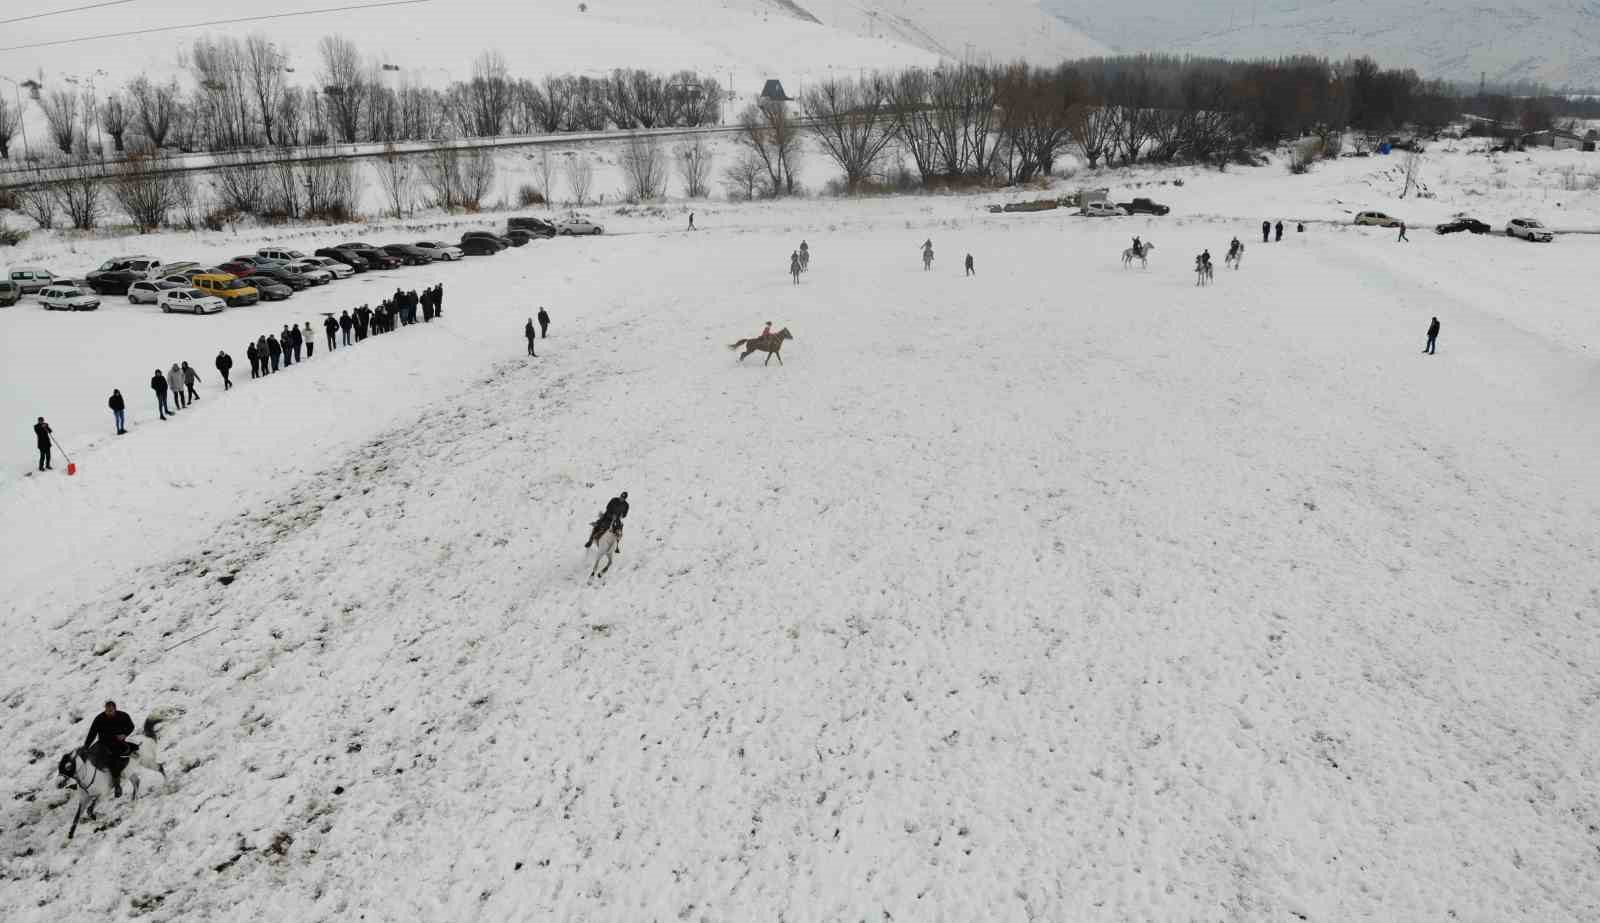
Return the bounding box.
[525,319,538,357]
[1275,220,1284,242]
[150,369,170,420]
[247,341,260,380]
[182,362,201,403]
[1424,316,1440,355]
[167,364,186,410]
[688,211,696,231]
[921,239,934,271]
[339,311,353,347]
[109,389,126,435]
[965,253,975,276]
[215,350,233,391]
[537,307,550,339]
[1262,220,1270,243]
[33,416,52,471]
[1397,222,1409,242]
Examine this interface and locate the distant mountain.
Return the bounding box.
[1043,0,1600,90]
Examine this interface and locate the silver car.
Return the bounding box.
[129,279,185,304]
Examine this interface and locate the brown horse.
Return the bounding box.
[729,327,794,365]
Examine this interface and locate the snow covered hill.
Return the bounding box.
[1044,0,1600,89]
[1,154,1598,917]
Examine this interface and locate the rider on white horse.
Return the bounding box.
[83,701,135,797]
[1132,236,1144,258]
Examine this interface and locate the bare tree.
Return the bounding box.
[376,146,414,218]
[1399,148,1424,198]
[619,132,666,201]
[211,152,268,214]
[736,103,800,195]
[420,147,463,208]
[265,159,303,219]
[564,154,594,206]
[534,148,557,203]
[244,35,287,145]
[465,50,513,137]
[19,185,57,229]
[51,164,103,229]
[318,35,367,142]
[99,92,129,152]
[302,158,359,220]
[803,75,898,192]
[0,94,19,159]
[459,149,496,209]
[109,155,184,231]
[721,153,765,200]
[128,76,180,148]
[675,137,712,198]
[40,89,79,154]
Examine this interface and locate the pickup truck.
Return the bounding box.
[1118,198,1170,216]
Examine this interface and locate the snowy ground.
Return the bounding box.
[1,156,1598,920]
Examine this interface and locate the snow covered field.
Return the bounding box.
[1,152,1599,920]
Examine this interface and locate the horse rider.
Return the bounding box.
[83,700,135,796]
[586,491,630,547]
[1228,237,1241,260]
[1132,236,1143,258]
[799,240,809,267]
[790,251,802,282]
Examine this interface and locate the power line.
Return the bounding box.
[0,0,433,52]
[1,0,139,26]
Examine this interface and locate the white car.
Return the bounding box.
[128,279,185,304]
[306,256,354,279]
[257,247,307,263]
[285,259,334,284]
[38,285,100,311]
[556,216,605,235]
[1080,201,1128,217]
[1506,218,1553,242]
[415,240,465,261]
[1354,210,1403,228]
[158,287,226,315]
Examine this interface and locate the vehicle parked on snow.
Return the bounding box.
[248,264,308,290]
[257,247,306,263]
[460,230,509,251]
[128,279,186,304]
[87,256,164,294]
[458,236,505,256]
[161,261,204,278]
[1435,216,1491,235]
[286,259,334,284]
[555,216,604,235]
[158,287,226,314]
[1506,217,1553,242]
[1354,210,1403,227]
[0,280,20,306]
[315,247,371,272]
[382,243,434,265]
[507,216,558,237]
[37,284,100,311]
[337,243,402,269]
[8,267,58,294]
[1080,201,1128,217]
[1117,198,1170,216]
[306,256,354,279]
[414,240,465,261]
[252,277,294,301]
[504,229,535,247]
[230,255,285,270]
[192,273,259,306]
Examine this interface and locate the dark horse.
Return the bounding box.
[728,328,794,365]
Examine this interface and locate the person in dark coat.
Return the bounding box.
[267,334,282,372]
[247,342,260,379]
[1274,220,1284,242]
[34,417,52,470]
[151,369,170,419]
[215,350,233,390]
[585,491,629,547]
[1424,317,1440,355]
[433,283,443,317]
[537,307,550,338]
[1397,222,1409,242]
[340,310,354,346]
[182,362,201,402]
[256,336,270,374]
[1262,220,1270,243]
[109,389,126,434]
[324,315,338,351]
[965,253,975,276]
[83,700,135,796]
[525,319,538,357]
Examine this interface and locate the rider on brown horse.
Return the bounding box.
[585,492,629,547]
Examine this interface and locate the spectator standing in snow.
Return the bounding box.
[215,350,233,390]
[1275,220,1284,242]
[434,284,443,317]
[324,315,338,352]
[1397,222,1409,242]
[340,311,353,347]
[537,307,550,338]
[1262,220,1270,243]
[247,341,260,379]
[688,212,695,230]
[108,390,126,435]
[256,336,269,374]
[34,417,52,471]
[150,369,170,420]
[267,334,282,373]
[965,253,975,276]
[182,362,201,403]
[1424,317,1440,355]
[304,322,316,359]
[167,365,186,410]
[525,319,538,357]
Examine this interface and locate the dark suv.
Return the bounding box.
[315,246,371,272]
[507,216,557,238]
[1117,198,1170,216]
[337,243,403,270]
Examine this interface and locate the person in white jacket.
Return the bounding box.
[168,364,186,410]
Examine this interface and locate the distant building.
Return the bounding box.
[759,80,792,104]
[1522,129,1586,151]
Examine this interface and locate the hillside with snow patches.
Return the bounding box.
[0,143,1598,919]
[1044,0,1600,89]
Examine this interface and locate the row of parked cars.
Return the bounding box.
[1354,210,1555,241]
[1,216,601,313]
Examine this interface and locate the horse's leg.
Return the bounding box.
[774,350,783,365]
[739,348,752,362]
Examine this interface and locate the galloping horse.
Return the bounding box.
[1121,242,1155,269]
[589,520,622,580]
[1225,243,1245,270]
[1195,260,1214,286]
[729,327,794,365]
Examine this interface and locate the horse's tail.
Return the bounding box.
[728,339,748,350]
[141,715,167,776]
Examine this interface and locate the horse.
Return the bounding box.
[1194,261,1214,286]
[57,717,168,839]
[729,327,794,366]
[589,520,622,580]
[1121,242,1154,269]
[1225,244,1244,270]
[790,259,801,285]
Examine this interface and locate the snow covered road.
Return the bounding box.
[2,201,1597,920]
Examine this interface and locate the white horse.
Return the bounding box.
[1225,243,1244,270]
[1121,242,1154,269]
[589,521,623,580]
[57,717,168,839]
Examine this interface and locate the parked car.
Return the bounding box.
[1117,198,1170,216]
[8,267,58,294]
[461,230,511,249]
[555,216,605,235]
[217,261,260,278]
[0,280,21,307]
[253,277,294,301]
[286,259,334,284]
[1435,216,1491,235]
[257,247,307,263]
[1506,217,1553,242]
[252,264,310,289]
[192,273,259,306]
[162,261,204,278]
[158,287,226,315]
[231,255,285,269]
[458,236,506,256]
[503,229,535,247]
[415,240,465,261]
[128,279,186,304]
[315,247,371,272]
[306,256,354,279]
[382,243,434,265]
[1354,210,1403,228]
[1080,202,1127,217]
[337,243,402,269]
[87,256,164,294]
[507,216,557,238]
[38,284,100,311]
